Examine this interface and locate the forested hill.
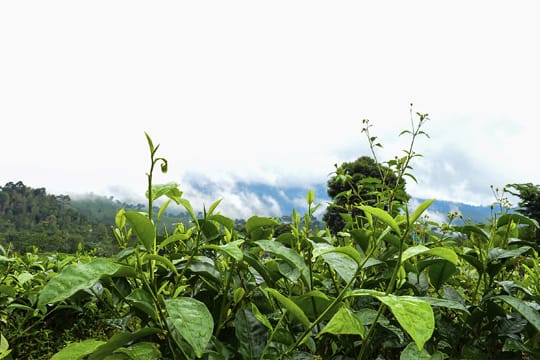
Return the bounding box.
[0,182,193,255]
[0,181,118,254]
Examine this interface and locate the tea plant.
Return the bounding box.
[1,108,539,359]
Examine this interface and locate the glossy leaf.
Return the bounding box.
[494,295,540,331]
[208,214,235,232]
[114,342,161,359]
[255,240,310,287]
[207,198,222,216]
[347,289,434,350]
[454,225,490,242]
[401,245,430,263]
[402,246,457,265]
[158,231,192,250]
[311,243,359,283]
[38,259,136,309]
[201,240,244,262]
[148,182,182,202]
[359,206,401,236]
[124,211,155,251]
[88,328,161,360]
[165,297,214,358]
[428,261,457,291]
[265,287,311,329]
[126,289,158,321]
[399,342,431,360]
[246,216,279,234]
[251,303,273,330]
[235,309,268,360]
[51,339,106,360]
[488,246,531,261]
[497,213,539,229]
[459,253,484,274]
[318,305,364,338]
[143,254,178,275]
[409,199,435,226]
[418,297,469,314]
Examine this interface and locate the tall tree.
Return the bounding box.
[323,156,409,234]
[506,183,540,223]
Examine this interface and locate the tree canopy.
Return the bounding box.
[323,156,409,234]
[506,182,540,224]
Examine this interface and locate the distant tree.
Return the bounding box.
[323,156,409,234]
[506,183,540,223]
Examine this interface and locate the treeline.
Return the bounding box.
[0,181,118,254]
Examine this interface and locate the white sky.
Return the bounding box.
[1,1,539,217]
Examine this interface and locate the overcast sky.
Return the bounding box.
[1,1,539,218]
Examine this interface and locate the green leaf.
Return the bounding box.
[251,303,273,330]
[359,206,401,236]
[494,295,540,331]
[409,199,435,226]
[148,182,183,202]
[143,254,178,275]
[458,253,484,274]
[126,289,158,321]
[158,231,193,250]
[243,253,275,286]
[201,240,244,262]
[427,261,457,291]
[318,305,364,338]
[350,229,371,253]
[401,245,430,263]
[199,219,220,240]
[88,328,161,360]
[454,225,490,242]
[208,214,235,232]
[347,289,434,350]
[255,240,310,287]
[235,309,268,360]
[144,132,155,154]
[0,333,10,359]
[246,216,280,234]
[125,211,155,251]
[157,199,171,220]
[180,256,222,287]
[177,198,197,223]
[402,245,459,265]
[114,342,161,359]
[311,243,359,283]
[306,189,315,205]
[424,247,458,265]
[38,259,136,309]
[418,297,470,314]
[399,342,431,360]
[488,246,531,261]
[207,198,222,216]
[497,213,539,229]
[165,297,214,358]
[51,339,106,360]
[265,287,311,329]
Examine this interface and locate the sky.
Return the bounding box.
[1,1,539,219]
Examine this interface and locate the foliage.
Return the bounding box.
[1,112,540,359]
[507,183,540,238]
[323,156,409,234]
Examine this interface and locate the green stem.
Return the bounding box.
[357,302,386,360]
[285,266,361,354]
[214,260,234,337]
[260,311,288,359]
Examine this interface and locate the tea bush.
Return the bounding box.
[1,109,539,359]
